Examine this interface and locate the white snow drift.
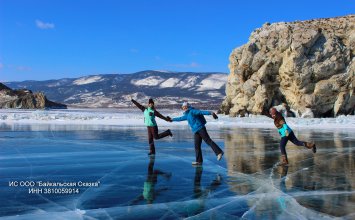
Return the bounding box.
[0,109,354,130]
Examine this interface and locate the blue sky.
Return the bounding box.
[0,0,353,82]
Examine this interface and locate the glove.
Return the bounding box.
[212,112,218,119]
[166,116,173,122]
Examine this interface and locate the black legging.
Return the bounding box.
[147,126,170,154]
[194,127,223,163]
[279,131,304,155]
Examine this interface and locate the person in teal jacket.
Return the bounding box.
[132,98,172,155]
[265,107,316,166]
[169,102,223,166]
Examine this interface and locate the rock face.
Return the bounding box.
[0,83,67,109]
[221,15,355,117]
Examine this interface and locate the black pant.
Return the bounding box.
[279,131,304,155]
[147,126,170,154]
[194,127,223,163]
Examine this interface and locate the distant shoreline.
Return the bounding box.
[0,109,354,130]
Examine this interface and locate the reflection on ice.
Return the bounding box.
[224,128,354,219]
[0,125,354,219]
[128,157,172,205]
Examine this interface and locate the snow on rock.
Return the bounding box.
[73,76,104,85]
[0,94,17,102]
[207,91,224,98]
[120,93,144,101]
[301,108,315,118]
[131,76,165,86]
[176,76,198,89]
[64,96,77,102]
[222,15,355,117]
[196,74,227,91]
[153,70,173,73]
[160,78,180,88]
[46,82,61,87]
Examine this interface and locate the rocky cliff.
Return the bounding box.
[0,83,67,109]
[221,15,355,117]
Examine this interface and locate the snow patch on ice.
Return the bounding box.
[0,109,354,130]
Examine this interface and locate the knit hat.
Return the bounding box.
[148,98,154,104]
[181,102,190,108]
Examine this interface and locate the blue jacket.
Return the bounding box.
[172,107,211,133]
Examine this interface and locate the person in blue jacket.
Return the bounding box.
[168,102,224,166]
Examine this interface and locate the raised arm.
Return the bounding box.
[131,99,145,112]
[190,109,219,119]
[262,109,272,119]
[190,109,211,116]
[154,110,170,121]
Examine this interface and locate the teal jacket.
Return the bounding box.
[264,109,293,138]
[172,107,211,133]
[144,107,157,126]
[131,99,169,126]
[278,123,293,137]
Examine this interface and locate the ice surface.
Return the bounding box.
[0,122,354,219]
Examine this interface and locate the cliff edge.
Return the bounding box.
[0,83,67,109]
[221,15,355,117]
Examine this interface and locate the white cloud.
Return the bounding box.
[35,20,55,29]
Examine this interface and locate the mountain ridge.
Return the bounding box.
[5,70,228,108]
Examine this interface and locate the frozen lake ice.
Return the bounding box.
[0,122,354,219]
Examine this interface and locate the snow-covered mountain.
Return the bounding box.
[6,71,228,108]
